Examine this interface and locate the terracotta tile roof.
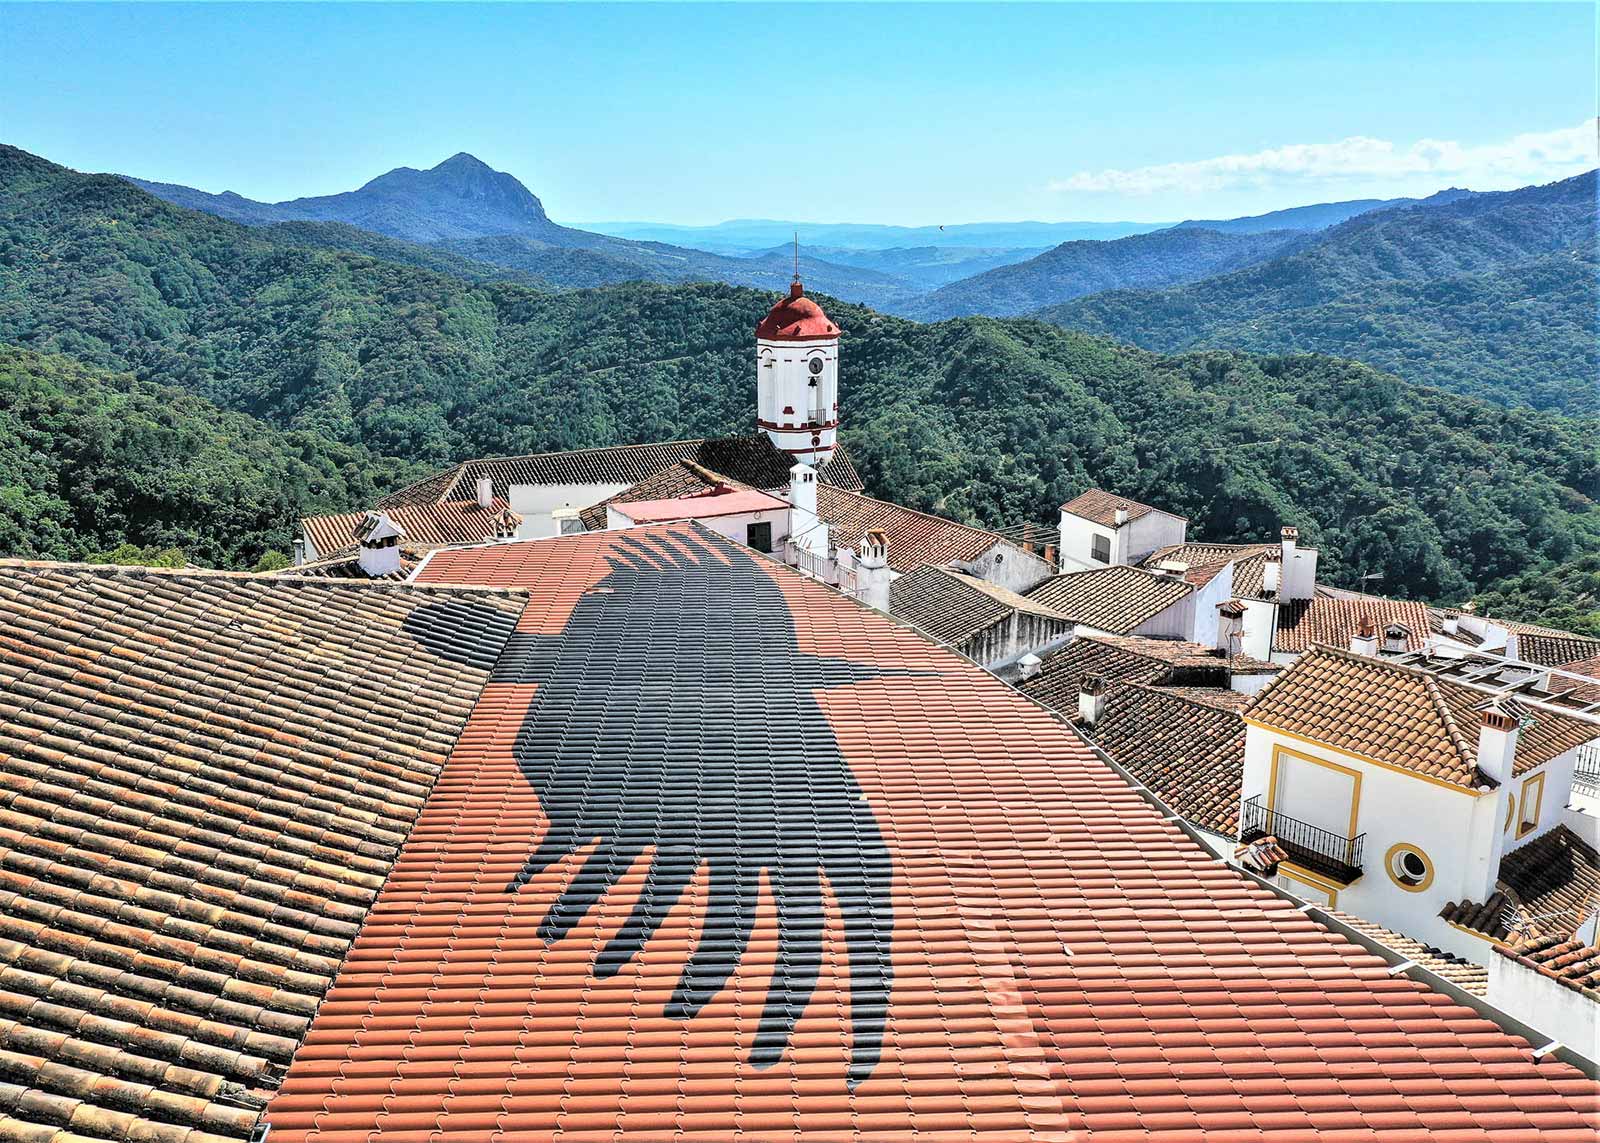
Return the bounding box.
[1142,542,1276,597]
[379,434,864,508]
[1442,827,1600,945]
[1024,565,1193,634]
[575,461,755,531]
[1328,912,1489,996]
[1083,683,1248,836]
[1272,594,1433,654]
[887,565,1071,647]
[1059,488,1180,526]
[1018,634,1274,714]
[1512,627,1600,668]
[1502,934,1600,997]
[299,499,518,560]
[1158,685,1255,711]
[1244,646,1598,790]
[256,523,1598,1141]
[0,564,524,1143]
[1550,654,1600,705]
[816,485,1015,573]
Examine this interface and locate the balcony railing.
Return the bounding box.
[1239,796,1365,884]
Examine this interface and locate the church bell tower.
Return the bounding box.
[755,254,840,464]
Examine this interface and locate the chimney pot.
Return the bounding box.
[1113,505,1129,527]
[475,476,493,509]
[1078,673,1107,726]
[1350,613,1379,655]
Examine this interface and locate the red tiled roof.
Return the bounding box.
[300,499,518,559]
[1272,594,1433,654]
[259,524,1599,1142]
[755,280,840,341]
[1245,646,1598,790]
[1501,934,1600,996]
[1024,565,1193,634]
[1059,489,1180,526]
[1512,626,1600,668]
[272,547,430,581]
[0,564,524,1143]
[817,484,1015,573]
[576,461,755,531]
[379,434,864,508]
[616,487,787,524]
[1018,634,1274,714]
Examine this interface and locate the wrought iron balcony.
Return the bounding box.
[1239,796,1365,885]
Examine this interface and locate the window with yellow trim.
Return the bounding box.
[1518,772,1545,837]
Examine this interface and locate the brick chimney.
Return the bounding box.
[1078,674,1107,726]
[1350,614,1378,656]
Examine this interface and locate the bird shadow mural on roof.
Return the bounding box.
[406,528,926,1089]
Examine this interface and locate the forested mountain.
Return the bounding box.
[0,345,419,567]
[3,144,1596,619]
[1039,172,1598,413]
[904,227,1305,319]
[1171,190,1467,234]
[585,218,1160,254]
[127,152,919,307]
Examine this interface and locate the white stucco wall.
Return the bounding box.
[953,541,1055,595]
[1239,724,1504,958]
[511,482,634,538]
[1056,509,1187,570]
[1487,951,1599,1058]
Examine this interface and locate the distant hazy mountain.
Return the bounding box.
[124,154,919,307]
[584,218,1164,254]
[904,227,1306,319]
[130,153,555,243]
[1039,172,1598,413]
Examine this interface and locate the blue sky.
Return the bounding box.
[3,3,1593,225]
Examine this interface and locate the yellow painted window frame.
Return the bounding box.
[1277,863,1339,908]
[1383,841,1436,893]
[1518,771,1545,838]
[1267,743,1363,845]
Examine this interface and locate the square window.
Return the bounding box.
[746,521,773,553]
[1518,772,1545,837]
[1091,534,1111,564]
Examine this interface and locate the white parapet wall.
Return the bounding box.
[1487,949,1599,1065]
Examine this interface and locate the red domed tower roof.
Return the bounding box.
[755,279,839,342]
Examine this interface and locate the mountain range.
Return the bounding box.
[3,142,1595,632]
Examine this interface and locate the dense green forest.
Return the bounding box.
[0,345,420,566]
[2,145,1596,627]
[1471,552,1600,639]
[1038,172,1598,414]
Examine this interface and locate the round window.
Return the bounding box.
[1385,843,1434,892]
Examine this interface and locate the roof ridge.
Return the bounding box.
[1423,670,1481,778]
[1117,679,1243,718]
[821,485,1003,541]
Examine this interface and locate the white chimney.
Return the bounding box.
[1016,652,1043,681]
[1349,614,1378,656]
[1216,599,1245,653]
[356,511,405,578]
[475,475,493,509]
[1113,505,1129,527]
[1442,614,1460,637]
[1262,558,1281,597]
[1381,623,1410,655]
[788,462,828,558]
[1280,525,1298,566]
[855,529,892,612]
[1078,674,1107,726]
[1475,704,1519,786]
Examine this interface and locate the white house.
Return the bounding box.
[1238,645,1599,966]
[1057,490,1188,572]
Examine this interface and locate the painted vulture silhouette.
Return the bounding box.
[407,528,908,1088]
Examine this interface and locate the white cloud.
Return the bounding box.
[1051,120,1598,195]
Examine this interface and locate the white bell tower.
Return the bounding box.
[755,253,840,465]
